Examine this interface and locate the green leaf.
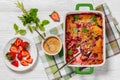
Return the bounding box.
[32,26,37,30]
[39,24,45,31]
[82,28,88,33]
[68,50,73,55]
[90,15,96,22]
[74,15,79,20]
[18,29,26,35]
[29,8,38,17]
[6,53,12,60]
[95,21,98,26]
[42,20,50,26]
[73,28,78,33]
[28,25,33,33]
[29,8,40,23]
[14,24,19,32]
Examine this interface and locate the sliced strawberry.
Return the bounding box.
[11,60,19,67]
[21,50,30,57]
[26,54,31,59]
[26,57,33,64]
[17,52,22,61]
[6,52,16,60]
[19,46,23,51]
[21,42,29,50]
[10,45,18,53]
[50,11,60,21]
[14,38,23,46]
[20,60,28,66]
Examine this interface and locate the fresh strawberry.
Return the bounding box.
[21,42,29,50]
[11,60,19,67]
[26,57,33,64]
[21,50,30,57]
[6,52,16,60]
[14,38,23,46]
[17,52,22,61]
[20,60,28,66]
[50,11,60,21]
[26,54,31,59]
[19,46,23,51]
[10,45,18,53]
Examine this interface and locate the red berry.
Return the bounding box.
[17,52,22,61]
[10,45,18,53]
[14,38,23,46]
[21,42,29,49]
[6,52,16,60]
[50,11,60,21]
[11,60,19,67]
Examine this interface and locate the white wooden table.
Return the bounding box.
[0,0,120,80]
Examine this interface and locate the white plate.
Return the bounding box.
[3,37,38,71]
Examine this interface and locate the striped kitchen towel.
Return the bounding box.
[33,3,120,80]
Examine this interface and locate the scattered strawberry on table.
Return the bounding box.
[6,38,33,67]
[50,11,60,22]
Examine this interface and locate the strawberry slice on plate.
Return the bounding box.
[50,11,60,22]
[21,42,29,50]
[11,60,19,67]
[10,45,18,53]
[21,50,30,57]
[14,38,23,46]
[20,60,28,66]
[19,46,23,51]
[26,57,33,64]
[17,52,23,61]
[6,52,16,60]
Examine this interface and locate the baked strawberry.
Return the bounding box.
[10,45,18,53]
[6,52,16,60]
[14,38,23,46]
[21,42,29,50]
[50,11,60,21]
[20,60,28,66]
[11,60,19,67]
[17,52,22,61]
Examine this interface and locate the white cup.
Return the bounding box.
[41,35,62,56]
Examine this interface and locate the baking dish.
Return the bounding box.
[63,3,105,74]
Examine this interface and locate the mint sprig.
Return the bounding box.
[14,1,50,35]
[14,24,26,35]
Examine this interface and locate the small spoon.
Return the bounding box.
[54,47,81,74]
[35,29,51,51]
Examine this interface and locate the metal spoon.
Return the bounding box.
[54,47,81,74]
[35,29,51,51]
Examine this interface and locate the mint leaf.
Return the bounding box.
[42,20,50,26]
[29,8,40,23]
[29,8,38,17]
[82,28,88,33]
[73,28,78,33]
[28,25,33,33]
[90,15,96,22]
[14,24,19,32]
[68,50,73,55]
[18,29,26,35]
[74,15,79,20]
[32,26,37,30]
[39,24,45,31]
[95,21,98,26]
